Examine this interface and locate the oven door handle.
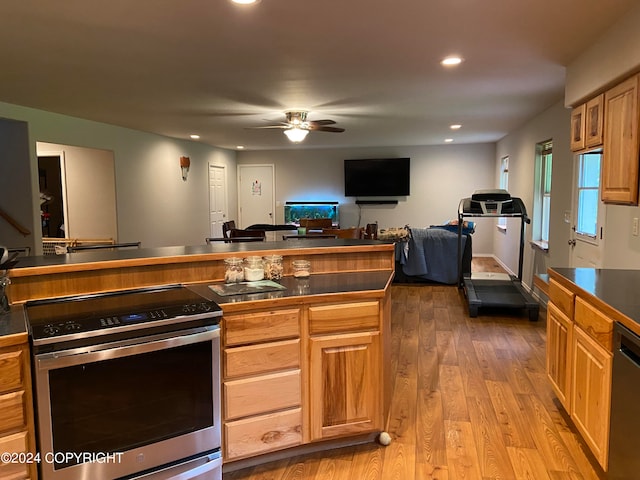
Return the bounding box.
[166,453,222,480]
[36,327,219,371]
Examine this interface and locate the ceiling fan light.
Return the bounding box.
[284,127,309,143]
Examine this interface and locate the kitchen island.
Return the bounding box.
[4,239,395,474]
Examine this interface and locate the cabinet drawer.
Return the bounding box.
[224,309,300,347]
[308,301,380,335]
[224,339,300,379]
[224,370,301,420]
[575,297,613,351]
[0,349,24,395]
[0,391,26,433]
[0,431,29,480]
[225,408,302,460]
[549,279,575,320]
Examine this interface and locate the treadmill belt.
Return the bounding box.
[469,280,526,307]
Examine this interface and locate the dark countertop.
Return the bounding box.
[0,305,28,342]
[9,240,389,272]
[189,270,392,307]
[550,267,640,330]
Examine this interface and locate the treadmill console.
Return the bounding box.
[461,189,526,216]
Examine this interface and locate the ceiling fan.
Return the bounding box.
[251,111,345,142]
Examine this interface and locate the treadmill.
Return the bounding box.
[457,189,539,321]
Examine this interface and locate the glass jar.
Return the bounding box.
[263,255,283,281]
[243,256,265,282]
[292,259,311,278]
[224,257,244,283]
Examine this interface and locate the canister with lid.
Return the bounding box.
[292,259,311,278]
[263,254,284,280]
[244,256,265,281]
[224,257,244,283]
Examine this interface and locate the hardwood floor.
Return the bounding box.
[224,267,605,480]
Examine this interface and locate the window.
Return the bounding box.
[498,156,509,230]
[533,140,552,249]
[576,152,601,239]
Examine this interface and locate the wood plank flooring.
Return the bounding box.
[224,264,605,480]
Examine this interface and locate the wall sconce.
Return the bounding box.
[179,156,190,181]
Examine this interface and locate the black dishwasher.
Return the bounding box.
[609,322,640,479]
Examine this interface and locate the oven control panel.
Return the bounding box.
[26,286,223,342]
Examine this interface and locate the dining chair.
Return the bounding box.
[222,220,237,238]
[67,242,141,252]
[228,228,266,242]
[364,223,378,240]
[321,228,364,239]
[299,218,333,230]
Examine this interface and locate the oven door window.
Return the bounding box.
[48,341,213,467]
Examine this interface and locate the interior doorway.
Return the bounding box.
[208,164,227,238]
[38,153,67,238]
[237,164,275,228]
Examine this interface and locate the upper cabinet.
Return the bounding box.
[570,103,586,151]
[585,94,604,148]
[602,74,640,204]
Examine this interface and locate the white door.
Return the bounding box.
[570,151,606,267]
[238,164,275,228]
[208,164,227,238]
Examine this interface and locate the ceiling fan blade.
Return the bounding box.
[246,125,289,129]
[311,126,345,133]
[308,119,336,126]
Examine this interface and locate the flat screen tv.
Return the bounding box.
[344,158,410,197]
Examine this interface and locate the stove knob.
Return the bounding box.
[199,303,212,312]
[64,322,82,331]
[43,325,61,337]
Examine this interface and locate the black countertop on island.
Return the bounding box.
[551,267,640,328]
[9,240,388,271]
[190,270,392,306]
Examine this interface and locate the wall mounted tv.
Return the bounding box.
[344,158,410,197]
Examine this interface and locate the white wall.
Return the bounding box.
[237,143,497,254]
[565,2,640,106]
[0,101,237,251]
[0,118,34,252]
[496,100,571,289]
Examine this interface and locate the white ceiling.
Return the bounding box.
[0,0,636,151]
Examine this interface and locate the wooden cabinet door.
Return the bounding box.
[585,94,604,148]
[546,302,573,411]
[602,74,640,204]
[309,331,381,440]
[571,103,586,151]
[571,326,612,470]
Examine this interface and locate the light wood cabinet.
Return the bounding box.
[545,276,613,471]
[570,103,586,151]
[602,73,640,204]
[571,325,612,469]
[585,94,604,148]
[546,302,573,411]
[222,308,303,461]
[0,342,37,480]
[307,301,382,441]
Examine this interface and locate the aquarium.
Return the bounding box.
[284,202,339,225]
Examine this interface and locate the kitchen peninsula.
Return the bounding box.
[546,267,640,473]
[4,239,395,475]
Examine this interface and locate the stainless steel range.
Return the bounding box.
[25,285,223,480]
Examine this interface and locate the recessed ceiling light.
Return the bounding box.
[231,0,260,4]
[441,56,463,66]
[444,138,454,143]
[450,124,462,130]
[190,134,200,140]
[236,146,245,149]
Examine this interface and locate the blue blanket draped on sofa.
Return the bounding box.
[400,228,466,284]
